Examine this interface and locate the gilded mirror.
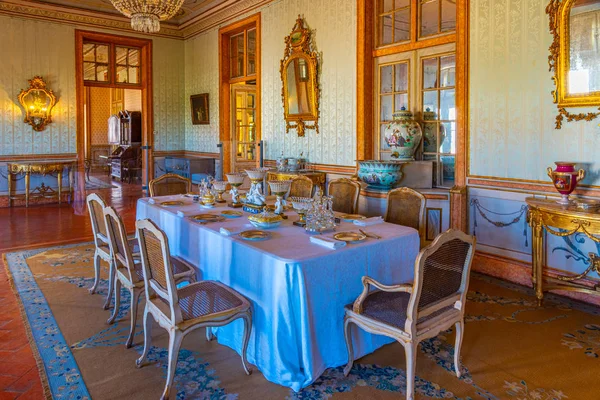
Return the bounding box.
[280,16,320,137]
[548,0,600,128]
[18,76,57,132]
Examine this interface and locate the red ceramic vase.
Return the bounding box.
[546,162,585,205]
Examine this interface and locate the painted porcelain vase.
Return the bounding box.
[357,160,404,189]
[547,162,585,205]
[384,107,423,161]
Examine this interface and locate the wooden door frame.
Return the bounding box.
[75,30,154,190]
[218,13,261,175]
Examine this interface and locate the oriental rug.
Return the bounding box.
[4,243,600,400]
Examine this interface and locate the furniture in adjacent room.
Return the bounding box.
[385,187,427,245]
[7,160,75,208]
[103,206,196,349]
[148,173,192,197]
[343,229,476,400]
[267,170,325,194]
[160,156,217,184]
[136,196,420,391]
[328,178,361,214]
[135,219,253,400]
[527,197,600,305]
[109,145,141,181]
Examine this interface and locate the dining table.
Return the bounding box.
[135,194,420,391]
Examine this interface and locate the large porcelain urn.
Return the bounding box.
[547,162,585,205]
[384,107,423,161]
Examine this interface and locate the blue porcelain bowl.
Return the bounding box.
[357,161,405,189]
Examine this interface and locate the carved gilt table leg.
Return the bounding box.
[533,223,545,306]
[57,170,63,205]
[24,171,30,208]
[7,170,12,207]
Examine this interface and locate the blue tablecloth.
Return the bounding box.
[136,197,419,391]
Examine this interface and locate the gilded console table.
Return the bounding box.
[7,161,75,207]
[526,197,600,304]
[267,170,326,192]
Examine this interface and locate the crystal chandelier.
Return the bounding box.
[110,0,185,33]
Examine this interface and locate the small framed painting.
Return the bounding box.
[190,93,209,125]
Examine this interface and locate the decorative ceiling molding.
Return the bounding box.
[0,0,273,40]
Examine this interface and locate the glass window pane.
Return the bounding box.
[380,0,394,13]
[394,93,408,111]
[440,55,456,87]
[247,29,256,75]
[128,49,140,66]
[420,0,439,37]
[96,64,108,81]
[440,155,455,187]
[128,67,139,84]
[440,89,455,120]
[423,91,438,118]
[247,93,255,108]
[83,62,95,80]
[380,15,393,45]
[246,110,255,125]
[440,121,456,154]
[116,47,128,65]
[394,9,410,42]
[381,95,393,121]
[96,45,109,63]
[395,63,408,92]
[423,58,438,89]
[423,122,438,153]
[230,33,244,78]
[117,66,128,83]
[441,0,456,32]
[380,65,393,93]
[83,44,95,62]
[381,124,389,150]
[395,0,410,7]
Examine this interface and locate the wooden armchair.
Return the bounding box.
[135,219,253,400]
[385,187,426,245]
[148,173,192,197]
[327,178,360,214]
[343,229,476,400]
[103,207,196,349]
[289,175,314,198]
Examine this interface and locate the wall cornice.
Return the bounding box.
[0,0,273,40]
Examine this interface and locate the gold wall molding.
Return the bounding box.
[0,0,274,40]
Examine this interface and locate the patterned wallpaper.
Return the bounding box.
[89,87,110,145]
[0,14,185,155]
[124,89,142,111]
[183,0,357,166]
[469,0,600,185]
[0,15,77,155]
[184,29,220,153]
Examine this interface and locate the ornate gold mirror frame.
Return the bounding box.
[547,0,600,128]
[17,76,57,132]
[280,15,320,137]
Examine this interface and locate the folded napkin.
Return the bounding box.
[309,236,347,250]
[148,198,156,204]
[220,225,251,236]
[353,216,384,226]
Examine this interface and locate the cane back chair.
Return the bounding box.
[343,229,476,400]
[385,187,427,246]
[103,207,196,348]
[135,219,253,400]
[289,175,314,198]
[327,178,360,214]
[87,193,115,309]
[148,173,192,197]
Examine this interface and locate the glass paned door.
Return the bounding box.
[232,85,258,172]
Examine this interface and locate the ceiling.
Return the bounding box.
[27,0,234,25]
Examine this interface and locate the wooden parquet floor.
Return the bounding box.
[0,173,142,399]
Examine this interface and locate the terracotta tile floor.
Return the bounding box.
[0,173,142,399]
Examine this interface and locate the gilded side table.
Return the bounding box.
[7,160,75,207]
[526,197,600,305]
[267,170,326,193]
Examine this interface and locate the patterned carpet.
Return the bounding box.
[4,243,600,399]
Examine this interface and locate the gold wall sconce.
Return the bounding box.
[18,76,57,132]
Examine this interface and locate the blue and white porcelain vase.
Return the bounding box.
[384,107,423,161]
